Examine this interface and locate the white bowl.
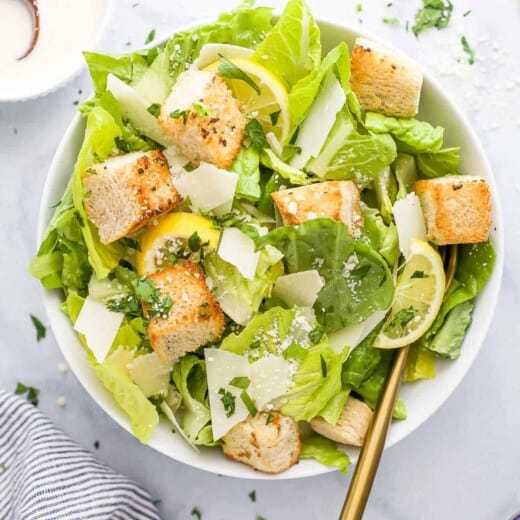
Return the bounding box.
[37,17,504,480]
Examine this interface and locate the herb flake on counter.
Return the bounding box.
[0,463,7,474]
[463,10,471,17]
[412,0,453,37]
[145,29,156,45]
[382,17,399,25]
[218,54,260,94]
[191,506,202,519]
[461,36,475,65]
[356,3,362,12]
[30,314,46,342]
[248,490,257,502]
[15,382,40,406]
[93,440,100,449]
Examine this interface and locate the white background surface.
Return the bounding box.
[1,1,519,519]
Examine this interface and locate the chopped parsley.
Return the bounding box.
[0,463,7,474]
[132,2,139,7]
[461,36,475,65]
[93,440,100,449]
[120,237,141,251]
[188,231,202,252]
[229,376,250,390]
[217,54,260,94]
[86,167,97,174]
[256,516,266,520]
[170,109,189,123]
[30,314,46,342]
[147,103,161,117]
[411,270,429,279]
[244,119,268,150]
[388,306,416,331]
[356,3,362,12]
[308,326,325,344]
[248,490,256,502]
[382,17,399,25]
[240,391,258,416]
[15,382,40,406]
[265,413,275,425]
[193,102,211,117]
[190,507,202,519]
[145,29,156,45]
[463,10,471,17]
[106,276,173,319]
[218,388,236,417]
[269,110,281,126]
[412,0,453,37]
[320,354,327,378]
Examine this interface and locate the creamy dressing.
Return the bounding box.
[0,0,109,100]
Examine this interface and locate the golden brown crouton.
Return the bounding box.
[413,175,492,245]
[146,263,225,364]
[83,151,181,245]
[271,181,363,234]
[158,70,248,169]
[350,37,423,117]
[310,397,373,447]
[222,412,301,474]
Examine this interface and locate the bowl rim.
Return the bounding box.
[37,14,504,480]
[0,0,114,102]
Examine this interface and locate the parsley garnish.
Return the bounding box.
[240,391,258,416]
[170,109,189,123]
[190,507,202,519]
[463,10,471,17]
[30,314,46,342]
[193,102,211,117]
[320,354,327,378]
[218,388,236,417]
[244,119,268,150]
[461,36,475,65]
[145,29,156,45]
[388,306,416,331]
[356,3,362,12]
[411,270,429,279]
[147,103,161,117]
[308,326,325,344]
[269,110,281,126]
[188,232,202,252]
[15,382,40,406]
[412,0,453,37]
[229,376,250,390]
[217,54,260,94]
[265,413,275,425]
[382,17,399,25]
[86,167,97,174]
[248,490,256,502]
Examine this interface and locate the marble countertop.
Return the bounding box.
[1,1,519,518]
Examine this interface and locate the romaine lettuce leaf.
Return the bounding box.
[230,146,262,201]
[364,112,444,153]
[94,350,159,443]
[251,0,321,89]
[258,219,394,333]
[300,434,350,474]
[204,245,283,325]
[415,147,461,178]
[405,344,436,382]
[172,354,214,445]
[374,166,398,221]
[260,149,309,185]
[393,153,417,199]
[360,206,400,267]
[317,388,350,425]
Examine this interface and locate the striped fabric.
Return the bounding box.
[0,390,160,520]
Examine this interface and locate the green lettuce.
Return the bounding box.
[416,147,461,178]
[300,434,350,474]
[317,388,350,425]
[172,354,214,445]
[251,0,321,89]
[405,344,436,382]
[257,171,288,217]
[288,43,360,139]
[260,149,309,185]
[204,245,283,325]
[374,166,398,221]
[258,219,394,333]
[230,146,262,201]
[393,153,417,198]
[94,350,159,443]
[364,112,444,153]
[360,207,400,267]
[420,241,496,356]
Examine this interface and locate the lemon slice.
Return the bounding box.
[204,58,290,142]
[374,239,445,349]
[136,213,220,275]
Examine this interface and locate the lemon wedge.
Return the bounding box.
[136,213,220,275]
[204,58,290,142]
[374,239,445,349]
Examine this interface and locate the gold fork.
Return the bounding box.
[340,245,458,520]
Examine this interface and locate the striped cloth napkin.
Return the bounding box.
[0,390,160,520]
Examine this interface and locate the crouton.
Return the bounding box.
[83,150,180,245]
[413,175,492,245]
[146,263,225,364]
[350,37,423,117]
[222,412,301,474]
[158,70,248,169]
[271,181,363,233]
[310,396,373,447]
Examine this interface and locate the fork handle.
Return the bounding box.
[340,345,410,520]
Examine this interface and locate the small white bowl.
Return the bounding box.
[37,18,503,480]
[0,0,113,102]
